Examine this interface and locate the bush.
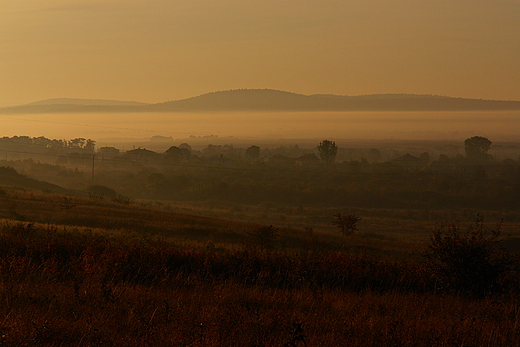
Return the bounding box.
[332,213,361,236]
[423,217,517,296]
[111,194,133,205]
[245,225,279,250]
[87,185,117,200]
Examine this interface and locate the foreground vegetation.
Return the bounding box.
[0,187,519,346]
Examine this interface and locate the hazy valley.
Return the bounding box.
[5,0,520,343]
[1,90,520,345]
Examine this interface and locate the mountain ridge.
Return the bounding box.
[26,98,151,106]
[2,89,520,114]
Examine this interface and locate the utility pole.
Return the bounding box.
[92,154,95,180]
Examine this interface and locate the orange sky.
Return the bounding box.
[1,0,519,106]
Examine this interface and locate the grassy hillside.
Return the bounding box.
[0,185,411,256]
[0,187,518,345]
[0,185,518,345]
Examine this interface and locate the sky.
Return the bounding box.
[1,0,519,106]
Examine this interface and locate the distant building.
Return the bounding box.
[98,146,120,159]
[124,148,160,162]
[392,153,422,172]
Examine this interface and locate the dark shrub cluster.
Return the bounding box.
[422,218,518,296]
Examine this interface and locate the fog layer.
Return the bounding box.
[1,111,519,144]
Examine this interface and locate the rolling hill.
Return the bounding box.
[26,98,150,106]
[2,89,520,114]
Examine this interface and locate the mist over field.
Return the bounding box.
[3,111,520,147]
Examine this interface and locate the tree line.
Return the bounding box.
[0,135,95,153]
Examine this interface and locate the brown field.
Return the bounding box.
[0,186,519,346]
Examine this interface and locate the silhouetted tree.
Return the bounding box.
[203,144,219,156]
[69,138,86,149]
[165,146,190,161]
[245,145,260,161]
[465,136,492,160]
[33,136,52,148]
[84,139,96,153]
[50,139,66,150]
[179,143,192,152]
[367,148,382,162]
[166,146,181,156]
[317,140,338,163]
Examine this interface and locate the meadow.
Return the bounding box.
[0,186,519,346]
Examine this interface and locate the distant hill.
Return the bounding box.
[2,89,520,114]
[26,98,150,106]
[155,89,520,112]
[0,98,151,114]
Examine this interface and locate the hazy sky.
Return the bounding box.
[1,0,519,106]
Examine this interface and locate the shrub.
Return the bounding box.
[87,185,117,200]
[422,217,517,296]
[111,194,133,205]
[332,213,361,236]
[245,225,279,250]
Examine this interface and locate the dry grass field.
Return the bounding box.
[0,186,519,346]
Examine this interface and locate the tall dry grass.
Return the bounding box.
[0,220,519,346]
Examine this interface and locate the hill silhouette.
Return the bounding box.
[27,98,150,106]
[2,89,520,114]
